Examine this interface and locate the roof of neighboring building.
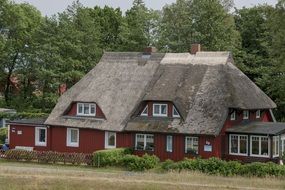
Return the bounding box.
[45,51,276,135]
[8,117,47,126]
[226,122,285,135]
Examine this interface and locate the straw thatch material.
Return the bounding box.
[45,51,276,135]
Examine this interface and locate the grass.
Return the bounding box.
[0,160,285,190]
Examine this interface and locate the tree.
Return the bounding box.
[0,1,42,105]
[120,0,159,51]
[258,0,285,121]
[158,0,240,52]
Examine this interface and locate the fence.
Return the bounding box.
[0,150,92,165]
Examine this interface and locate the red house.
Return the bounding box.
[8,45,285,162]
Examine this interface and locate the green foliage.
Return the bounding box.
[121,154,159,171]
[0,127,7,144]
[0,112,48,120]
[92,148,132,167]
[161,158,285,177]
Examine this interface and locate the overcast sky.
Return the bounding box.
[14,0,278,16]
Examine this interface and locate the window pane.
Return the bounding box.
[71,130,78,143]
[154,105,160,114]
[167,136,173,152]
[78,104,83,114]
[146,135,154,151]
[230,111,235,120]
[39,129,46,142]
[251,137,259,155]
[161,105,167,114]
[90,104,95,114]
[108,133,115,146]
[240,136,247,154]
[261,137,269,156]
[192,138,199,154]
[230,135,238,153]
[136,134,145,150]
[186,137,198,154]
[84,104,89,114]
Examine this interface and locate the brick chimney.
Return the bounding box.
[144,46,157,54]
[190,44,201,54]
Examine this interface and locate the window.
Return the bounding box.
[166,135,173,152]
[256,110,261,119]
[229,134,247,156]
[281,135,285,156]
[77,103,96,116]
[140,105,148,116]
[67,128,79,147]
[250,136,270,157]
[172,106,180,118]
[105,132,116,149]
[243,110,249,119]
[153,104,167,117]
[135,134,154,151]
[35,127,47,146]
[230,111,236,121]
[185,137,199,154]
[273,136,279,157]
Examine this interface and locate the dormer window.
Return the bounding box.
[77,103,96,116]
[256,110,261,119]
[153,103,167,117]
[230,111,236,121]
[140,105,148,116]
[243,110,249,120]
[173,106,180,118]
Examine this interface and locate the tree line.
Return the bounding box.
[0,0,284,121]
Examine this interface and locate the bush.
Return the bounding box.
[0,127,7,144]
[121,154,159,171]
[92,148,132,167]
[161,157,285,177]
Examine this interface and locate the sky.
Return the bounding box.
[14,0,278,16]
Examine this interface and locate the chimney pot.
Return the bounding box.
[190,44,201,54]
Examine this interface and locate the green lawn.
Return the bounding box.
[0,160,285,190]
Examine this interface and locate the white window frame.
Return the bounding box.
[273,136,279,158]
[256,110,261,119]
[35,127,47,147]
[229,134,248,156]
[250,135,270,158]
[140,105,148,116]
[105,131,116,149]
[153,103,168,117]
[185,136,199,154]
[172,106,180,118]
[66,128,79,147]
[77,103,96,116]
[166,135,173,152]
[135,134,154,151]
[230,111,236,121]
[243,110,249,120]
[281,135,285,156]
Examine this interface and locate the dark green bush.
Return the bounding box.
[92,148,132,167]
[121,154,159,171]
[161,159,179,171]
[0,127,7,144]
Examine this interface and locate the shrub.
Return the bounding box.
[121,154,159,171]
[92,148,132,167]
[161,157,285,177]
[0,127,7,144]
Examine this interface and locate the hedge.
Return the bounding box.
[92,148,132,167]
[92,148,159,171]
[161,157,285,177]
[0,127,7,144]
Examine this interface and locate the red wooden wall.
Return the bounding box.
[66,102,106,118]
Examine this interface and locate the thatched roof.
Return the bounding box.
[45,51,276,135]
